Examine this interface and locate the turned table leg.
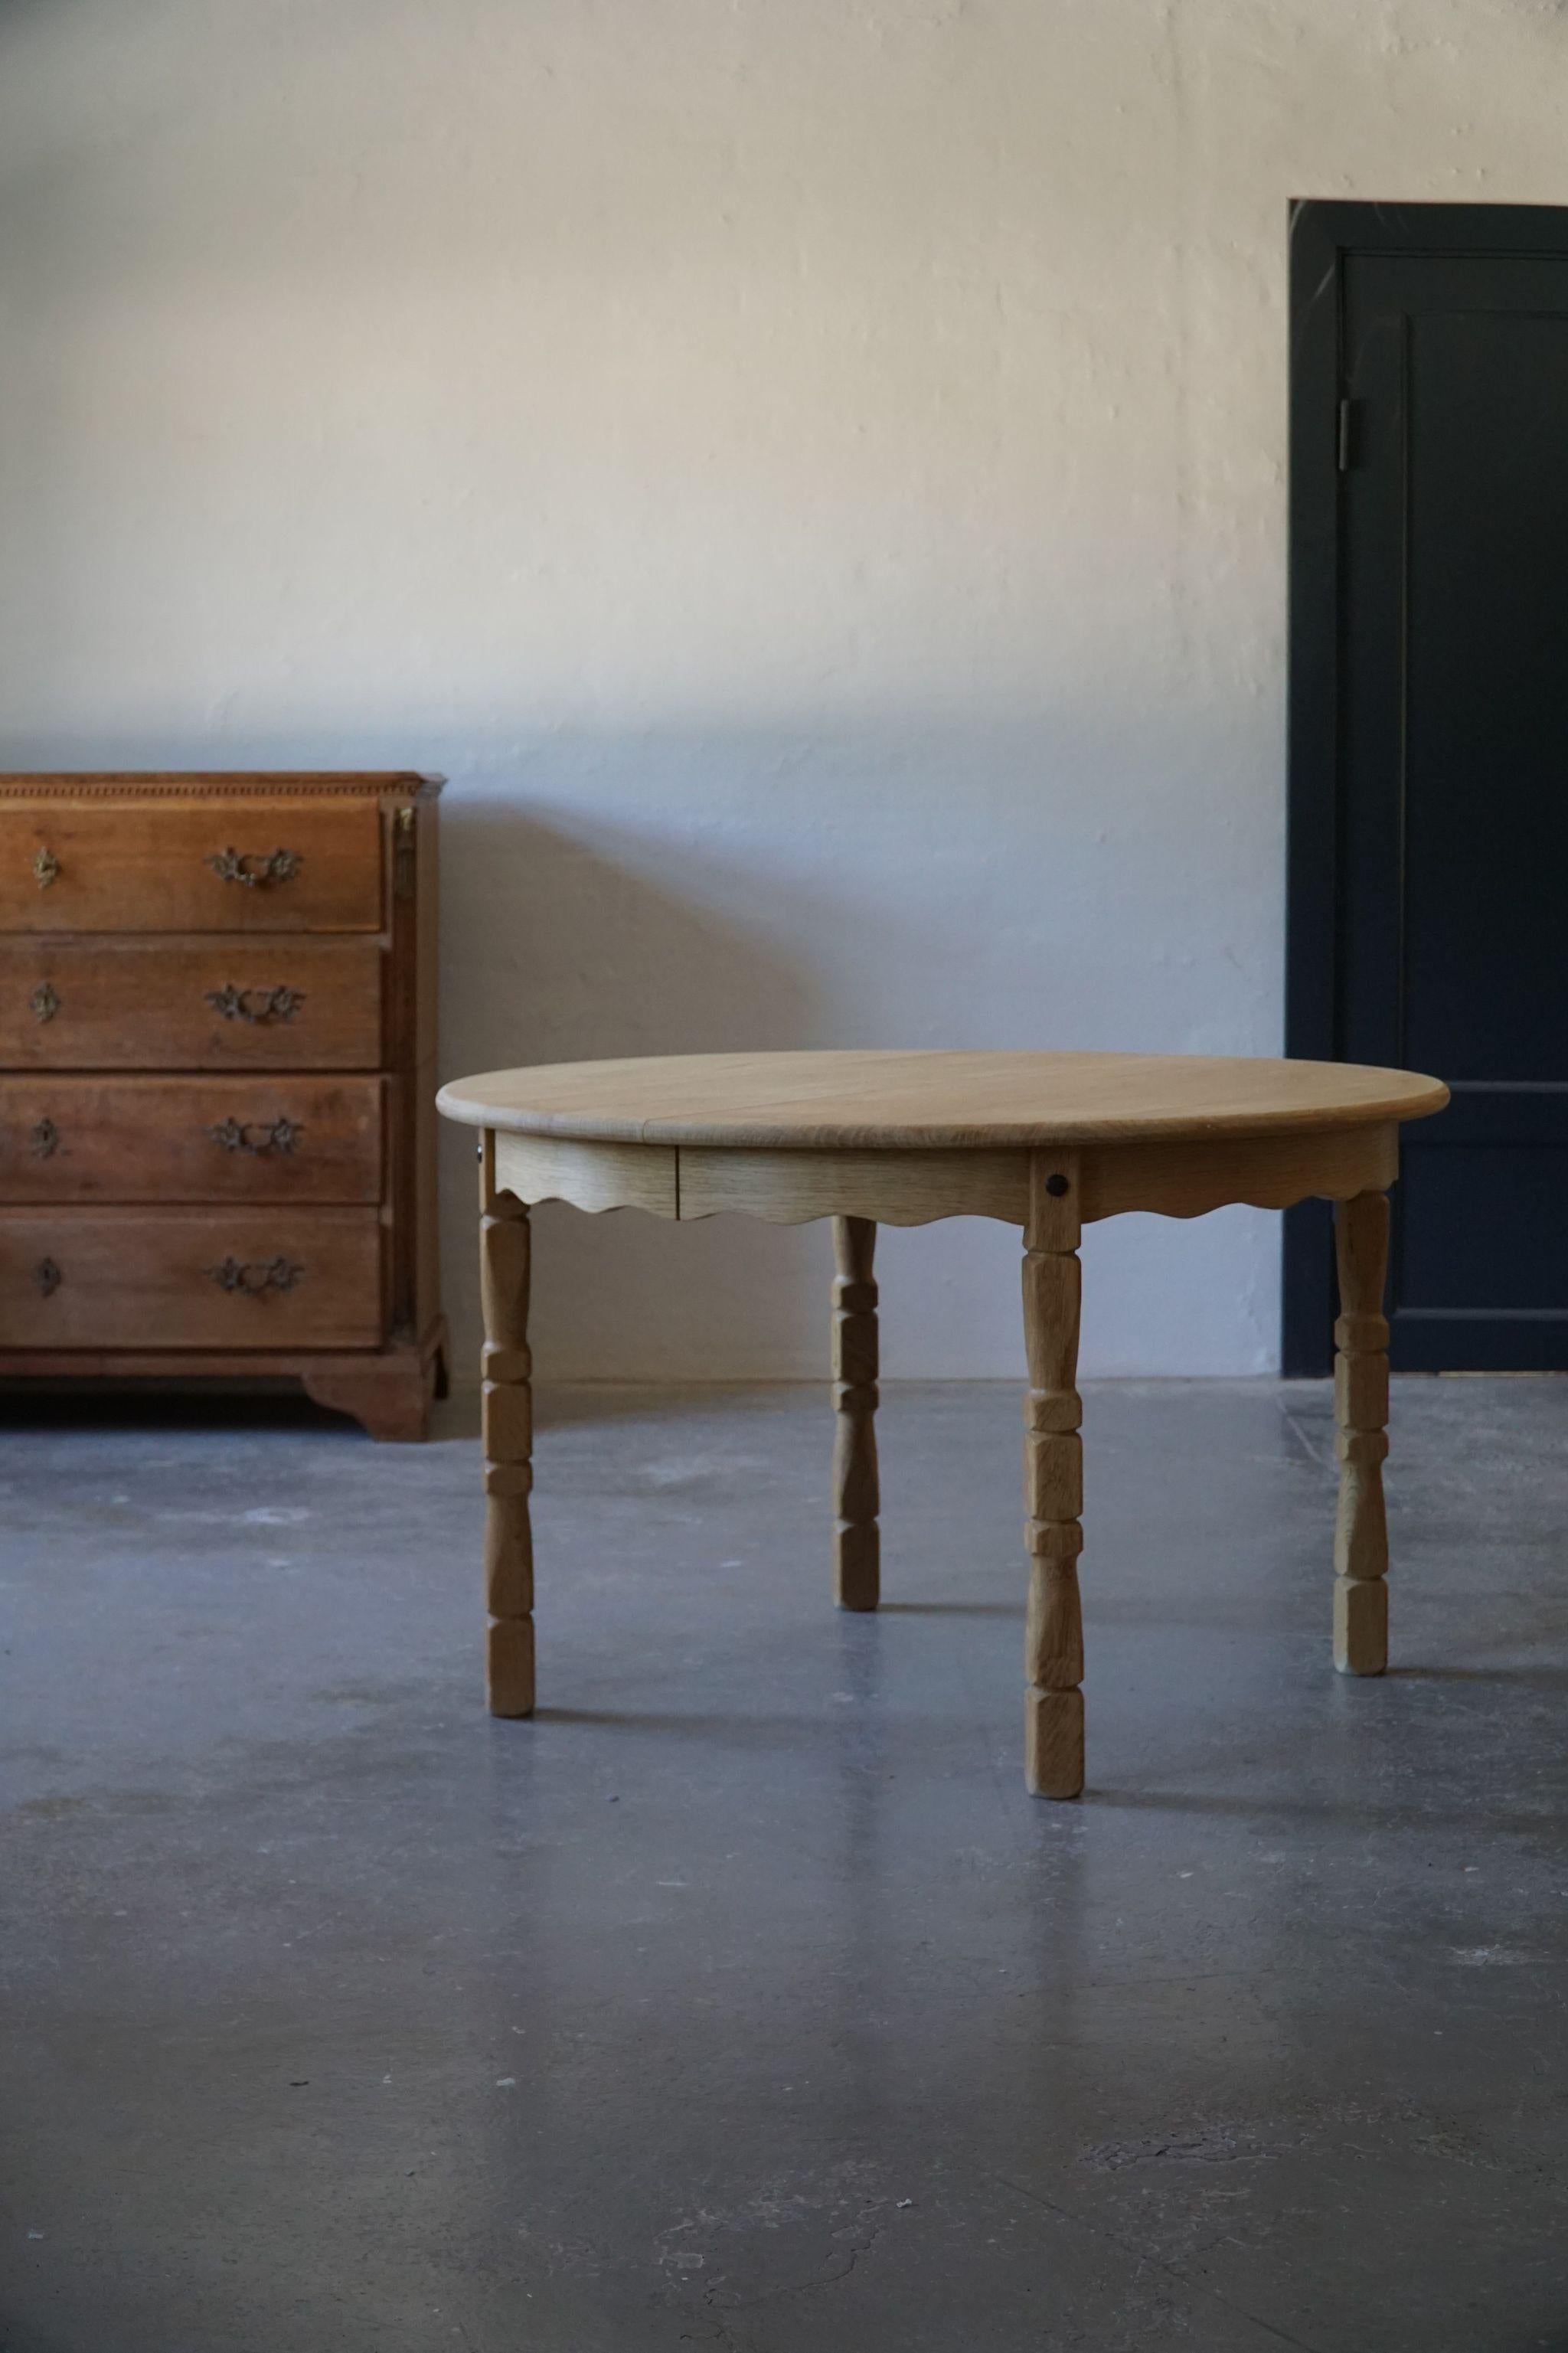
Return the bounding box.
[1022,1152,1084,1797]
[831,1216,880,1611]
[480,1133,534,1715]
[1334,1189,1391,1675]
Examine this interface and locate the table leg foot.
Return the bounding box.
[481,1134,535,1716]
[1333,1190,1390,1676]
[1025,1686,1084,1799]
[831,1216,880,1611]
[1023,1153,1084,1797]
[487,1615,535,1718]
[1334,1574,1388,1678]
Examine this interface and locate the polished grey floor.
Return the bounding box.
[4,1376,1568,2352]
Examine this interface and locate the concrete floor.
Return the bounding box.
[4,1376,1568,2351]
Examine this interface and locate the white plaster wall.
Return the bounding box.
[0,0,1559,1377]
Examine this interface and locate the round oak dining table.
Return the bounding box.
[436,1050,1448,1797]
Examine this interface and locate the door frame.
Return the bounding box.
[1283,198,1568,1374]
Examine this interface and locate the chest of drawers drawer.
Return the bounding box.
[0,772,445,1439]
[2,1208,384,1349]
[0,798,384,931]
[0,1077,383,1203]
[0,939,384,1069]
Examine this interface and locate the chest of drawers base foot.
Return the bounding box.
[299,1322,448,1440]
[0,1316,449,1442]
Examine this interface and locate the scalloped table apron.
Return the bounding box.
[437,1051,1449,1798]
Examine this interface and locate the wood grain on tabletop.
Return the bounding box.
[436,1050,1449,1149]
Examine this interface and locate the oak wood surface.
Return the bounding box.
[494,1132,678,1219]
[0,1207,384,1348]
[0,1077,383,1204]
[679,1145,1027,1225]
[0,938,383,1070]
[443,1047,1445,1796]
[831,1216,880,1611]
[1334,1191,1393,1674]
[485,1125,1400,1230]
[0,797,385,932]
[480,1135,535,1716]
[1080,1123,1398,1221]
[438,1050,1448,1149]
[1022,1152,1086,1799]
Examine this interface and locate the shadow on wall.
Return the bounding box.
[438,801,836,1384]
[431,783,1279,1385]
[443,801,825,1074]
[0,725,1279,1382]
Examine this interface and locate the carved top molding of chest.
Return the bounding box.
[0,773,443,796]
[0,771,447,1440]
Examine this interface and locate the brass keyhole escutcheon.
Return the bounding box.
[30,982,60,1025]
[30,1117,60,1159]
[32,846,60,889]
[34,1258,62,1298]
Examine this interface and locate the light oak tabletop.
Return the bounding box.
[437,1050,1449,1152]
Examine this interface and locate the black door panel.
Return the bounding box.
[1287,207,1568,1370]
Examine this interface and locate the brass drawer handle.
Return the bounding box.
[33,847,60,889]
[208,1254,304,1297]
[208,1116,303,1155]
[31,1118,60,1159]
[204,983,304,1025]
[206,846,302,890]
[34,1257,61,1297]
[30,982,60,1025]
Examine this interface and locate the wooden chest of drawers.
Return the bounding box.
[0,773,446,1438]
